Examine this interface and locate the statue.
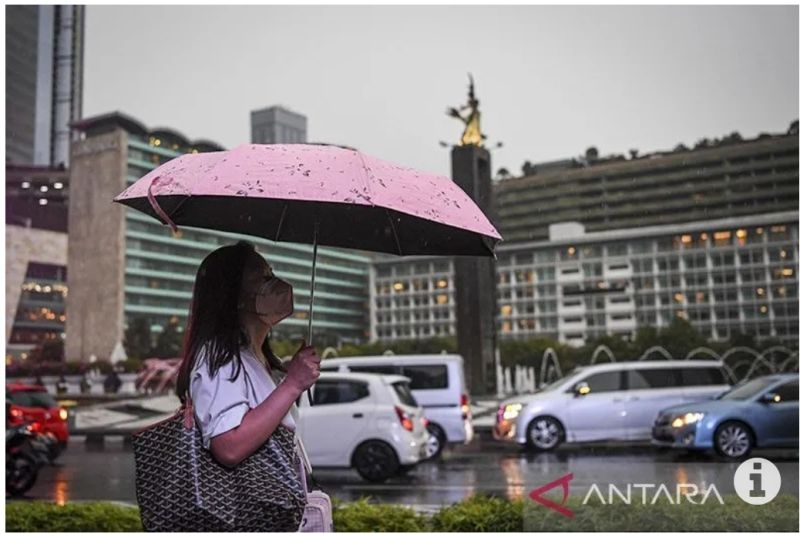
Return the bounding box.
[447,74,486,147]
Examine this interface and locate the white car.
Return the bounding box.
[320,354,474,458]
[494,360,732,450]
[299,372,431,482]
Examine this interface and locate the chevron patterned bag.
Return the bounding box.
[132,399,306,532]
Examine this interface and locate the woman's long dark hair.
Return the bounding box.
[175,240,285,404]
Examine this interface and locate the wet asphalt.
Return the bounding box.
[11,434,799,507]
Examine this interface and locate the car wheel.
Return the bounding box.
[714,422,754,459]
[526,416,564,451]
[425,423,447,460]
[352,440,400,482]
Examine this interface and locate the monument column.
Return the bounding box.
[451,145,497,395]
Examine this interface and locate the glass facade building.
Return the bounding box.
[7,263,68,361]
[5,5,84,167]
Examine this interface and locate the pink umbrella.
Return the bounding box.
[114,143,501,343]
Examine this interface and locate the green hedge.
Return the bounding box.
[5,502,143,532]
[333,498,428,531]
[7,494,799,532]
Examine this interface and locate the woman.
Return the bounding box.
[174,240,320,473]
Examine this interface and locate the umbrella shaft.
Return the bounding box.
[307,222,319,345]
[304,223,319,409]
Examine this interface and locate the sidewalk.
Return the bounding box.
[71,394,180,437]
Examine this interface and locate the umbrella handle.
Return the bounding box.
[307,222,319,345]
[147,177,179,235]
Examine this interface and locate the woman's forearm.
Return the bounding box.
[209,379,302,467]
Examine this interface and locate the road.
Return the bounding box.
[13,435,799,507]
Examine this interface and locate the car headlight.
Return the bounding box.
[501,403,524,421]
[671,412,705,428]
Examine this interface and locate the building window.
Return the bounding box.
[712,231,732,246]
[607,243,628,256]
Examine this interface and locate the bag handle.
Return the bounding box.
[182,396,194,430]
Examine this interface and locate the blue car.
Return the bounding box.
[652,373,799,458]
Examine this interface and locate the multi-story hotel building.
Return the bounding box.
[371,126,799,347]
[65,112,370,362]
[495,123,798,242]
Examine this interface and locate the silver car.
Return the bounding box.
[493,361,731,450]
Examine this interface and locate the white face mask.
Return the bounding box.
[241,276,294,327]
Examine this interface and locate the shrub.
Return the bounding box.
[431,495,523,531]
[117,357,144,374]
[88,360,114,374]
[333,497,428,532]
[5,364,34,378]
[63,361,88,375]
[5,493,798,532]
[5,502,143,532]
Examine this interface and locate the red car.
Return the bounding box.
[6,383,69,453]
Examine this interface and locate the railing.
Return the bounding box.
[496,344,798,397]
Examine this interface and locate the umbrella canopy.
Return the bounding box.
[114,143,501,256]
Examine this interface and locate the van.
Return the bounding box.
[493,360,731,450]
[320,354,472,457]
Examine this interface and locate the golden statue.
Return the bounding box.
[447,74,486,147]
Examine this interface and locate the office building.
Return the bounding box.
[5,165,71,362]
[371,126,799,348]
[6,5,84,167]
[251,106,307,144]
[65,112,370,362]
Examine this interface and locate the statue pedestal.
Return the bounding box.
[451,145,497,396]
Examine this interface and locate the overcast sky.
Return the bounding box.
[84,5,798,177]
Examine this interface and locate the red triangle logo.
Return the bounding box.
[528,472,574,518]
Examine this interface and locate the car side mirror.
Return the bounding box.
[759,392,781,404]
[573,381,590,397]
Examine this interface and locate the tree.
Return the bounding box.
[694,138,711,149]
[124,316,153,359]
[521,161,535,176]
[657,317,707,357]
[152,318,184,358]
[31,339,64,364]
[585,147,599,161]
[632,325,659,355]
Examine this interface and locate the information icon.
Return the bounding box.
[734,458,781,505]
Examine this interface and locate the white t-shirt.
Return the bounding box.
[189,343,312,474]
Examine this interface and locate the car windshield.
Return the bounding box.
[540,369,581,392]
[8,390,57,408]
[720,377,780,401]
